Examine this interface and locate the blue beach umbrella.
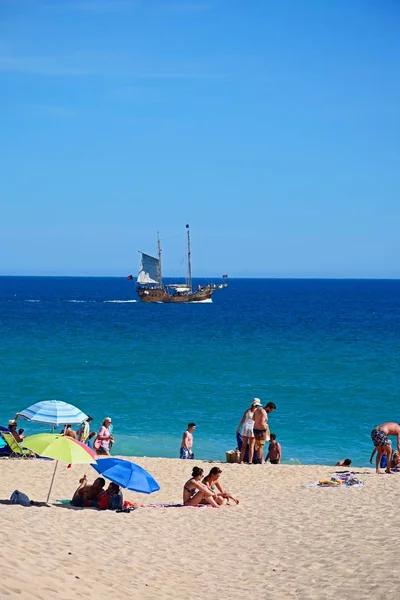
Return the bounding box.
[92,458,160,494]
[17,400,88,426]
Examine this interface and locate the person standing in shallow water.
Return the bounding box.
[180,423,196,459]
[370,422,400,473]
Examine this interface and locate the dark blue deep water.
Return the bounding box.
[1,277,399,465]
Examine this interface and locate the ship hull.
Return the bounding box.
[137,286,219,303]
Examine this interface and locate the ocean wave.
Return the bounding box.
[104,300,138,303]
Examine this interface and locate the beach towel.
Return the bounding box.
[303,472,364,488]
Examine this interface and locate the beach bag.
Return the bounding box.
[108,492,123,511]
[226,449,240,463]
[93,437,102,451]
[10,490,31,506]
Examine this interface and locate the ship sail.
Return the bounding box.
[137,253,161,285]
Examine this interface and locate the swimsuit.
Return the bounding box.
[270,459,279,464]
[253,428,267,441]
[371,428,390,447]
[184,486,196,497]
[180,448,194,459]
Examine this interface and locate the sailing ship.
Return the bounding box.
[134,224,227,303]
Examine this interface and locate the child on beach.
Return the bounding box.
[265,433,281,464]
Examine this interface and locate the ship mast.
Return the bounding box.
[157,231,163,287]
[186,224,192,292]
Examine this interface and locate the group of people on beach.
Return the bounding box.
[71,475,122,510]
[179,402,400,476]
[179,398,280,465]
[62,416,115,456]
[183,466,239,507]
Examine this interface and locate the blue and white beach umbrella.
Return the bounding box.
[17,400,88,426]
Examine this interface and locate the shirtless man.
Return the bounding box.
[253,401,276,463]
[71,476,105,507]
[180,422,196,459]
[370,422,400,474]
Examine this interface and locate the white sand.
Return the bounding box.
[1,457,400,599]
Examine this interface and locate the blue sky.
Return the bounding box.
[1,0,399,277]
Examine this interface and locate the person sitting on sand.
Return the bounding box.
[97,483,123,510]
[202,467,239,505]
[183,467,221,508]
[63,424,77,439]
[265,433,281,464]
[71,476,105,507]
[336,458,352,467]
[370,422,400,474]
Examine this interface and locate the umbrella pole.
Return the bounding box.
[46,460,59,503]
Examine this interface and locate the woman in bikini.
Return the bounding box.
[183,466,220,507]
[202,467,239,505]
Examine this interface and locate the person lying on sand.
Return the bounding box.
[335,458,352,467]
[71,475,105,507]
[370,422,400,474]
[202,467,239,505]
[183,467,221,508]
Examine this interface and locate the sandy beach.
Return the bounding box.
[0,457,399,600]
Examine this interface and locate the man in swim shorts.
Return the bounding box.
[253,401,276,463]
[370,422,400,474]
[180,422,196,459]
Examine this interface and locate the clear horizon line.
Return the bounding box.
[1,275,400,281]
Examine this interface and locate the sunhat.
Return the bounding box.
[104,417,112,422]
[252,398,262,407]
[8,419,17,426]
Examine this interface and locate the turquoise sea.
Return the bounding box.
[0,276,399,466]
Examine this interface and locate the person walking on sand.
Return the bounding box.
[253,401,276,464]
[236,398,260,464]
[95,417,114,455]
[180,422,196,459]
[370,422,400,473]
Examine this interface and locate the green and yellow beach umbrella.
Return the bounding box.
[23,433,96,503]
